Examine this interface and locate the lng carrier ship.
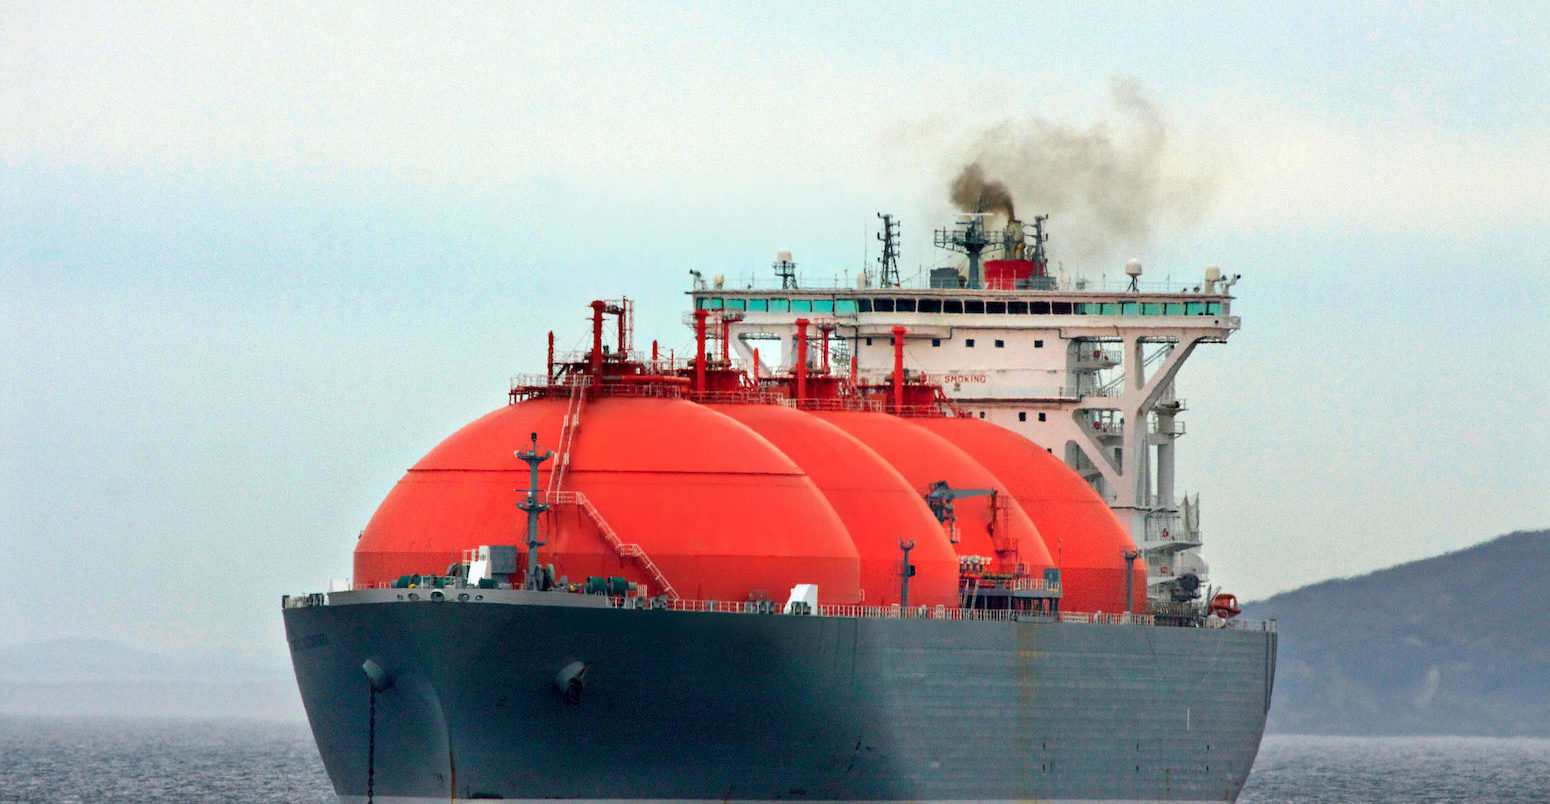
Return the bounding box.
[283,210,1276,803]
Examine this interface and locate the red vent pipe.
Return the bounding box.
[590,300,607,391]
[794,318,810,403]
[820,326,830,374]
[720,316,731,365]
[693,309,708,395]
[616,297,628,355]
[891,326,906,414]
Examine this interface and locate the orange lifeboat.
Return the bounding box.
[1209,593,1241,619]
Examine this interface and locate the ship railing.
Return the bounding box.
[695,389,787,405]
[592,382,687,400]
[1057,611,1154,625]
[1222,618,1277,633]
[691,275,1215,295]
[284,589,1275,631]
[604,597,1169,626]
[778,397,885,413]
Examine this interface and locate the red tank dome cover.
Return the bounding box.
[709,403,960,608]
[357,397,861,604]
[810,411,1055,574]
[911,417,1145,613]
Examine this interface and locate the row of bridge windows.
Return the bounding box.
[695,296,1222,317]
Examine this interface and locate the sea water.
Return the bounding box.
[1,718,1546,803]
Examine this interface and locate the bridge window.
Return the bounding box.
[871,298,895,312]
[964,299,985,314]
[1051,302,1072,314]
[1031,301,1051,314]
[1142,302,1163,315]
[725,298,746,310]
[1206,302,1221,315]
[986,301,1007,314]
[1008,301,1028,314]
[745,298,768,312]
[856,298,872,313]
[1186,302,1205,315]
[835,299,859,314]
[918,298,941,313]
[791,299,812,312]
[1165,303,1184,315]
[705,297,724,309]
[813,299,835,313]
[944,299,963,314]
[1120,302,1139,316]
[895,298,916,312]
[769,298,790,312]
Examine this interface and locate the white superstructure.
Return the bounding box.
[688,231,1239,602]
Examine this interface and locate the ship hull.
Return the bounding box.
[285,590,1275,803]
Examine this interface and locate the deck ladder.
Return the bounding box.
[547,379,585,496]
[548,490,680,601]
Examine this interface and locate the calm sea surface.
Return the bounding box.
[1,718,1546,803]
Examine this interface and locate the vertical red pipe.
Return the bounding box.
[719,316,731,365]
[753,347,761,383]
[590,301,607,391]
[850,352,858,381]
[794,318,810,403]
[891,326,906,414]
[651,339,659,366]
[616,298,628,356]
[547,331,555,380]
[820,327,830,374]
[693,309,708,395]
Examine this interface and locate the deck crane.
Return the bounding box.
[923,480,996,544]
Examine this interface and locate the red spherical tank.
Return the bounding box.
[911,417,1146,613]
[356,396,862,604]
[708,403,961,608]
[809,411,1055,574]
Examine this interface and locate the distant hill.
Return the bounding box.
[1241,529,1550,736]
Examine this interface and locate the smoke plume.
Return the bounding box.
[950,163,1015,220]
[946,78,1215,269]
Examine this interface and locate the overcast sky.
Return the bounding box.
[3,3,1546,659]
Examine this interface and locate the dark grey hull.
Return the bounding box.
[284,590,1275,803]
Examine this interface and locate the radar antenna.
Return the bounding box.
[933,205,995,289]
[1029,214,1049,267]
[876,213,901,287]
